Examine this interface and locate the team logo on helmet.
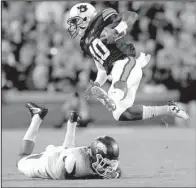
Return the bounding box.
[96,142,107,154]
[77,5,88,12]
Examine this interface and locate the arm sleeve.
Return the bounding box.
[94,60,108,86]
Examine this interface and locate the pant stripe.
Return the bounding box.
[120,57,136,82]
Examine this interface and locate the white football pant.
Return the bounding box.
[108,53,151,120]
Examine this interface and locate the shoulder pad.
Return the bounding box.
[102,8,118,21]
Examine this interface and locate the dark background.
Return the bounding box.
[2,1,196,128]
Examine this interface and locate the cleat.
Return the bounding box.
[91,86,116,111]
[26,102,48,119]
[69,111,82,124]
[168,101,189,120]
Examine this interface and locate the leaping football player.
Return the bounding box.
[67,3,189,122]
[17,102,121,179]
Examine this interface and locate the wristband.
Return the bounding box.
[114,21,128,35]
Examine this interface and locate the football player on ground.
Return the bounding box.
[17,102,121,179]
[67,3,189,122]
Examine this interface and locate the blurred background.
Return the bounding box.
[2,1,196,128]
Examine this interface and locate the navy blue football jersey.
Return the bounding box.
[80,8,136,74]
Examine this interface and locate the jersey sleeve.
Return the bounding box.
[102,8,118,21]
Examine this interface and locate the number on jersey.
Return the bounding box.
[89,38,110,64]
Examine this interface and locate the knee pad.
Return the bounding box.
[112,108,124,121]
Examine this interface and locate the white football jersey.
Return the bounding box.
[18,145,95,179]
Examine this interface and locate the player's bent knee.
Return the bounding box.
[113,113,120,121]
[112,109,123,121]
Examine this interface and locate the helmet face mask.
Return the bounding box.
[92,154,119,178]
[90,136,120,178]
[67,3,97,38]
[67,16,86,38]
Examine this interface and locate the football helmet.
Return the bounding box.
[89,136,119,178]
[67,3,97,38]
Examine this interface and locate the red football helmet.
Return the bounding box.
[89,136,120,178]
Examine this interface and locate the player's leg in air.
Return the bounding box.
[16,102,48,178]
[66,2,189,122]
[91,53,189,122]
[17,102,81,179]
[17,102,121,180]
[17,102,48,159]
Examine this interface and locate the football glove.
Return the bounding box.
[104,167,121,179]
[100,27,125,44]
[84,80,100,100]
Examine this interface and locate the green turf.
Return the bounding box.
[2,103,174,129]
[2,127,195,187]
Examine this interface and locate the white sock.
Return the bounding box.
[142,105,170,119]
[63,121,77,148]
[23,114,42,142]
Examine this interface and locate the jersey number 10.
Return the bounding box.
[89,38,110,63]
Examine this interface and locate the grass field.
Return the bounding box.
[2,126,195,187]
[2,102,196,187]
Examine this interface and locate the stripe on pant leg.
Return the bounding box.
[120,57,136,82]
[113,57,136,100]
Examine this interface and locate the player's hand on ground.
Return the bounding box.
[100,27,124,44]
[104,170,121,179]
[84,80,100,100]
